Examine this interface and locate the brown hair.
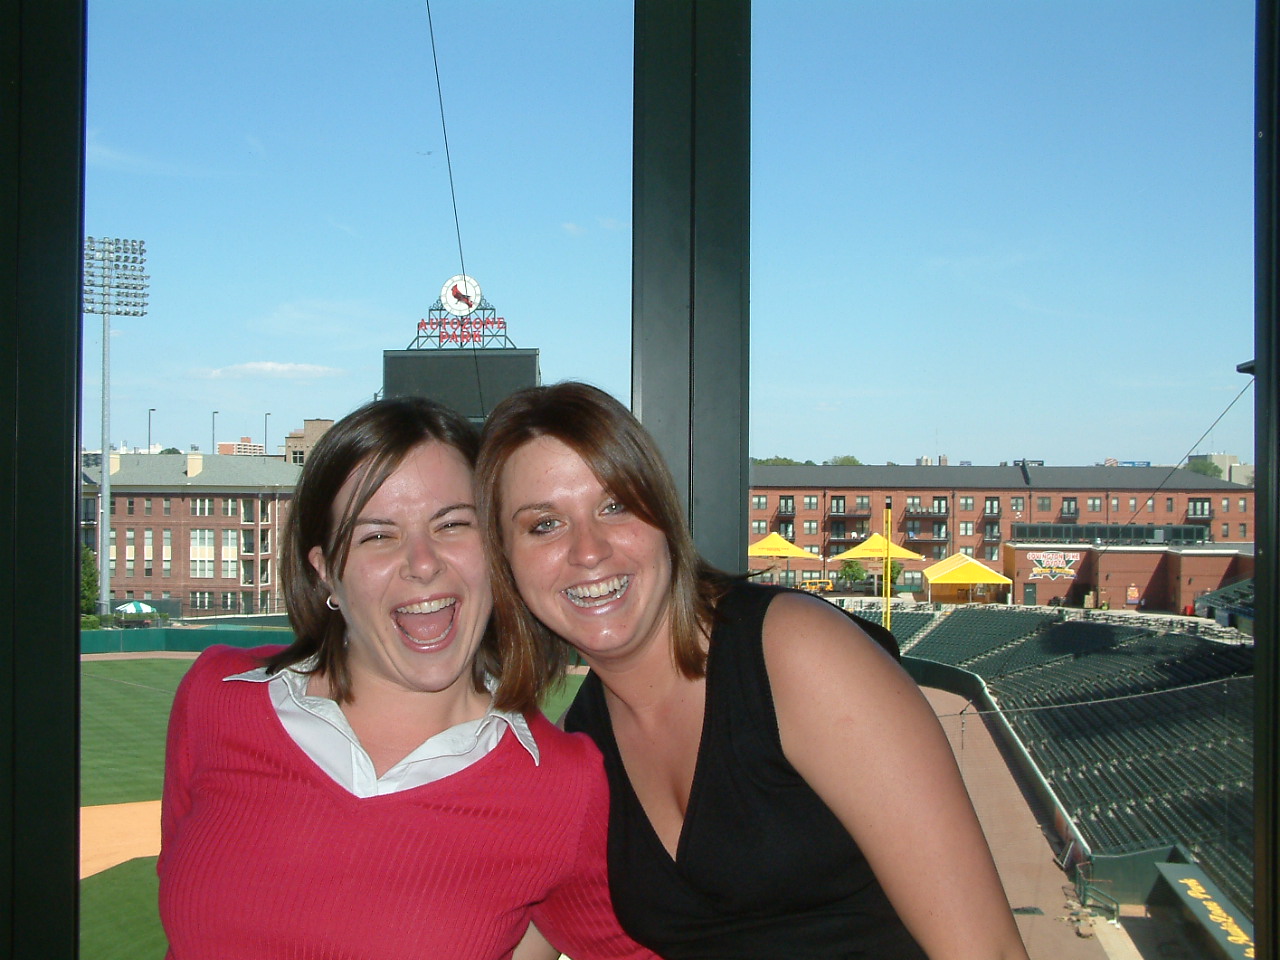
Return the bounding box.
[266,396,500,705]
[476,382,729,709]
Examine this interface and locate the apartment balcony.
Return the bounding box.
[1185,510,1215,523]
[775,506,795,518]
[982,508,1002,518]
[827,532,870,545]
[905,531,950,542]
[903,505,949,518]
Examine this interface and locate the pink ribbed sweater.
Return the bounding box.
[158,645,654,960]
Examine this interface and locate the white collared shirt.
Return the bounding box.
[225,657,539,798]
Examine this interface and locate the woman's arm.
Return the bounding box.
[512,922,560,960]
[763,593,1029,960]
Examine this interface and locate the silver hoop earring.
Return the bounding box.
[325,595,340,611]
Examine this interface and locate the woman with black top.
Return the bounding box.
[477,382,1029,960]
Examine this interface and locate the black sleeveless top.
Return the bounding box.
[564,582,928,959]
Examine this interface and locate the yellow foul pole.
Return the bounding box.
[882,500,892,632]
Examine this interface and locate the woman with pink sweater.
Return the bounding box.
[158,397,653,960]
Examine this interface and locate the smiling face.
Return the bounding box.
[309,440,492,702]
[498,435,674,666]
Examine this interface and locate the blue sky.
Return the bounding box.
[84,1,1256,467]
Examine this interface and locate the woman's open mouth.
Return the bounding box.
[392,597,457,647]
[564,575,630,608]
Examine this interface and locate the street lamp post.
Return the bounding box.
[264,412,271,457]
[83,237,149,616]
[212,411,218,456]
[148,407,156,453]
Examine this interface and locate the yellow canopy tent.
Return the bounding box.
[747,531,818,584]
[922,554,1011,604]
[827,533,924,564]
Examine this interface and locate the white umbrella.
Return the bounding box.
[114,600,156,614]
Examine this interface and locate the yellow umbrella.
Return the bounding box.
[827,532,923,563]
[747,531,817,584]
[747,531,816,560]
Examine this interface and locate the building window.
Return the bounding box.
[291,449,305,465]
[1239,497,1247,512]
[259,529,270,554]
[778,496,795,515]
[932,496,948,514]
[259,559,270,585]
[1110,497,1119,512]
[984,497,1000,516]
[163,497,171,516]
[959,496,974,512]
[932,521,947,539]
[1128,497,1138,512]
[803,520,819,535]
[126,498,135,515]
[959,521,974,537]
[1087,497,1102,512]
[191,497,212,516]
[1166,497,1174,513]
[222,529,239,579]
[902,571,923,588]
[752,495,767,511]
[123,530,134,577]
[1037,497,1051,512]
[261,500,271,523]
[242,530,255,554]
[905,520,921,538]
[242,499,256,522]
[803,495,818,511]
[960,545,974,556]
[1188,498,1212,518]
[779,521,794,540]
[1222,498,1230,514]
[143,529,153,577]
[222,497,238,517]
[1010,496,1025,512]
[190,591,212,610]
[109,497,116,515]
[830,495,845,514]
[831,520,846,538]
[221,592,238,611]
[984,545,1000,561]
[931,545,947,559]
[751,520,767,535]
[1062,497,1078,517]
[1147,498,1155,513]
[855,495,870,511]
[1222,523,1230,539]
[189,528,215,578]
[1241,523,1248,538]
[985,521,1000,540]
[144,498,152,516]
[906,496,922,511]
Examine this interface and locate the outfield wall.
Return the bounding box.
[81,628,290,655]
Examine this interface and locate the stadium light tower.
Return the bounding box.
[83,237,149,615]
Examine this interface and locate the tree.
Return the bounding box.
[1185,458,1223,479]
[160,446,181,455]
[838,559,867,582]
[751,455,803,465]
[81,546,98,614]
[824,454,863,466]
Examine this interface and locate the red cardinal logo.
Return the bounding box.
[450,284,474,310]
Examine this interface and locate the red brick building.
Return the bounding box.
[82,451,300,617]
[748,463,1254,611]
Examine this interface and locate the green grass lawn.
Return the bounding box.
[80,655,587,957]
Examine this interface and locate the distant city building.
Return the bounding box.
[1187,452,1255,486]
[81,452,300,618]
[749,463,1254,613]
[283,419,334,466]
[217,436,266,456]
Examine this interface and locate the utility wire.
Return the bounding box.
[425,0,487,414]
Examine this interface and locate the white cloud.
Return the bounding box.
[202,361,344,380]
[561,222,588,236]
